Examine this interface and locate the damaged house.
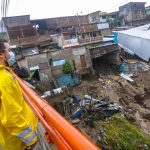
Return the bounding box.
[119,2,150,26]
[2,13,119,84]
[3,15,55,82]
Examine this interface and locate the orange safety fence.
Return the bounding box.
[13,73,101,150]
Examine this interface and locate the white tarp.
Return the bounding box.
[117,24,150,61]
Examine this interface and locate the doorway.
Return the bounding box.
[80,55,86,68]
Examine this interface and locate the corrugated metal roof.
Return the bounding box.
[118,24,150,40]
[117,24,150,61]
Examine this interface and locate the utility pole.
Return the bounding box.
[76,12,85,40]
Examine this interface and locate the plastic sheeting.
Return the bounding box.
[56,74,80,87]
[117,24,150,61]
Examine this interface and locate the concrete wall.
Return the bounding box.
[18,58,28,70]
[51,34,64,49]
[50,49,74,77]
[18,53,52,81]
[26,53,46,67]
[90,44,119,59]
[99,17,107,23]
[72,46,92,73]
[101,29,112,36]
[119,2,146,25]
[88,11,101,23]
[49,46,93,77]
[97,23,109,30]
[18,46,93,80]
[27,53,52,81]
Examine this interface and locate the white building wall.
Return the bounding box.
[97,23,109,30]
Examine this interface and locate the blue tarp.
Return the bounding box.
[114,32,118,44]
[56,74,80,87]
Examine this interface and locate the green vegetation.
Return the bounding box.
[107,17,122,28]
[96,115,150,150]
[35,83,47,93]
[63,61,73,74]
[146,10,150,15]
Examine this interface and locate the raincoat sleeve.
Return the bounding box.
[0,80,37,146]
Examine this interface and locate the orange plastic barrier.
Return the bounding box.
[23,91,71,150]
[14,73,100,150]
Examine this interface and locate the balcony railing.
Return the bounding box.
[63,38,79,48]
[63,36,103,48]
[79,36,103,44]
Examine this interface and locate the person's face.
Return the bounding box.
[0,42,10,65]
[3,42,10,61]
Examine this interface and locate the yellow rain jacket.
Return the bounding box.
[0,65,38,150]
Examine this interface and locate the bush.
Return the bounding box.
[63,62,73,74]
[96,114,150,150]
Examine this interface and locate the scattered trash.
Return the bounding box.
[111,75,120,81]
[62,94,122,123]
[79,99,91,107]
[75,96,81,104]
[84,95,98,102]
[107,103,122,111]
[71,108,85,119]
[52,88,63,94]
[124,61,149,74]
[63,98,74,115]
[120,73,134,82]
[42,91,51,98]
[41,87,63,98]
[98,78,105,83]
[99,129,106,137]
[71,118,80,124]
[94,101,109,109]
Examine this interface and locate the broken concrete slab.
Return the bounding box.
[120,73,134,82]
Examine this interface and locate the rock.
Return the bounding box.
[134,94,144,105]
[143,99,150,109]
[124,113,136,123]
[71,119,80,124]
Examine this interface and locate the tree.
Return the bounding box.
[107,16,122,28]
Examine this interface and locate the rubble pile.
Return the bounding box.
[62,95,122,123]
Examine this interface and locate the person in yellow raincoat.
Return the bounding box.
[0,39,38,150]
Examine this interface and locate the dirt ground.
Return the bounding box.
[50,62,150,134]
[46,59,150,149]
[70,67,150,136]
